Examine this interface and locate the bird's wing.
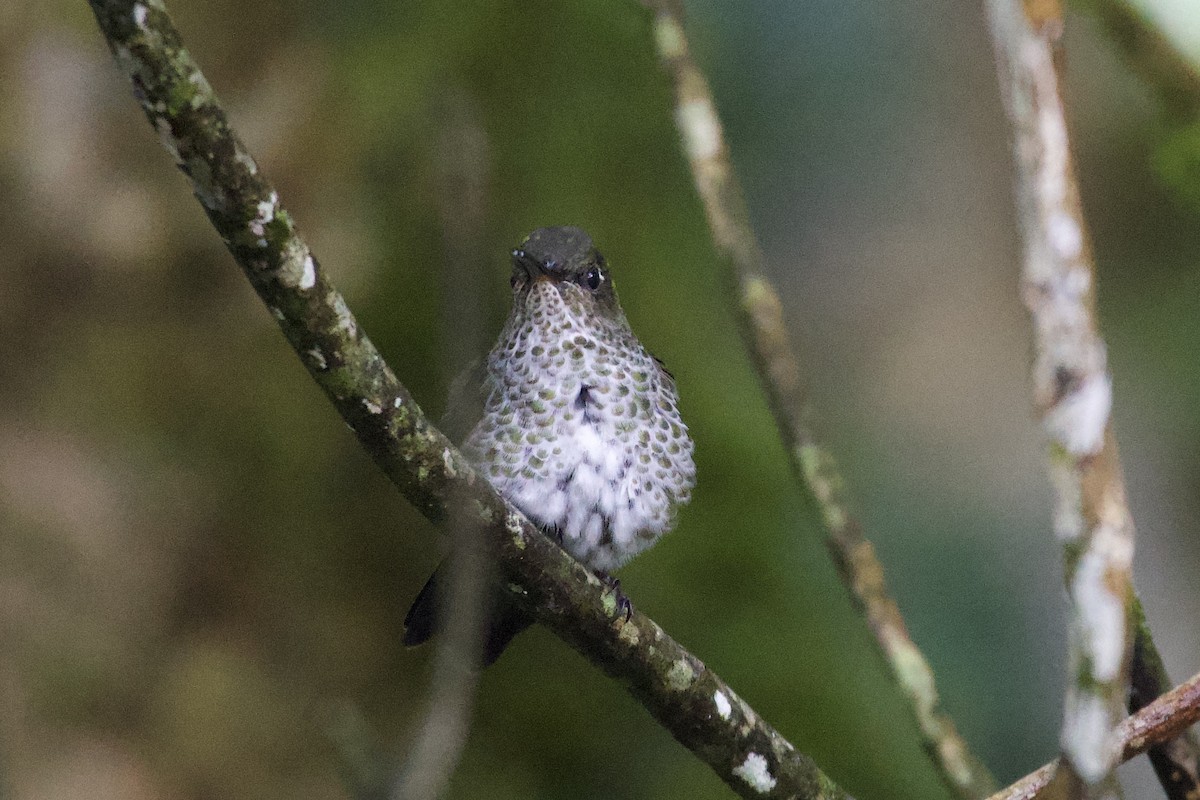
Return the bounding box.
[652,354,677,386]
[440,358,491,446]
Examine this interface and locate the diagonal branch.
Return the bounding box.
[83,1,851,798]
[985,2,1136,797]
[640,2,997,798]
[987,669,1200,800]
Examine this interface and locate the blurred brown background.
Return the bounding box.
[3,1,1200,798]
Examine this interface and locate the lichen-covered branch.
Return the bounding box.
[987,669,1200,800]
[640,3,996,798]
[83,1,850,798]
[984,2,1136,797]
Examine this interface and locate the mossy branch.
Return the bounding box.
[639,3,997,798]
[83,1,851,798]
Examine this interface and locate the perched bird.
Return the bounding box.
[404,226,695,663]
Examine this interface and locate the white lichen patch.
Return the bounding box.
[1048,212,1082,261]
[618,621,640,646]
[442,448,457,477]
[362,399,382,415]
[1072,542,1129,683]
[1025,38,1071,247]
[132,3,149,30]
[666,659,695,691]
[1061,692,1117,785]
[299,255,316,290]
[268,306,285,321]
[276,240,313,290]
[306,347,327,370]
[1043,371,1111,456]
[187,70,212,109]
[330,294,357,337]
[676,97,722,163]
[249,191,278,246]
[393,396,404,408]
[714,690,732,720]
[234,150,259,175]
[733,753,777,794]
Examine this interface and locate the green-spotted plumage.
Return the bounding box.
[467,226,695,571]
[405,227,695,662]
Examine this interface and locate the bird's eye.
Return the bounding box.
[584,268,603,291]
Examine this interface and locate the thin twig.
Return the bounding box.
[985,2,1136,797]
[987,669,1200,800]
[327,703,391,800]
[83,2,851,798]
[640,3,997,798]
[392,90,496,800]
[393,507,490,800]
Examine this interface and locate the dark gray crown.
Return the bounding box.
[512,226,599,278]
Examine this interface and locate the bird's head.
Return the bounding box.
[509,226,623,325]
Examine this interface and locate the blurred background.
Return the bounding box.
[3,0,1200,798]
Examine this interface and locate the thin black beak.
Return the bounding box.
[512,248,560,282]
[512,248,540,280]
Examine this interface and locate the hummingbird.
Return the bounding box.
[404,226,696,664]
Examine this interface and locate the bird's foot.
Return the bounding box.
[595,570,632,622]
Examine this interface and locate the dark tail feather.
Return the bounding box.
[403,565,534,667]
[402,570,441,648]
[480,602,534,666]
